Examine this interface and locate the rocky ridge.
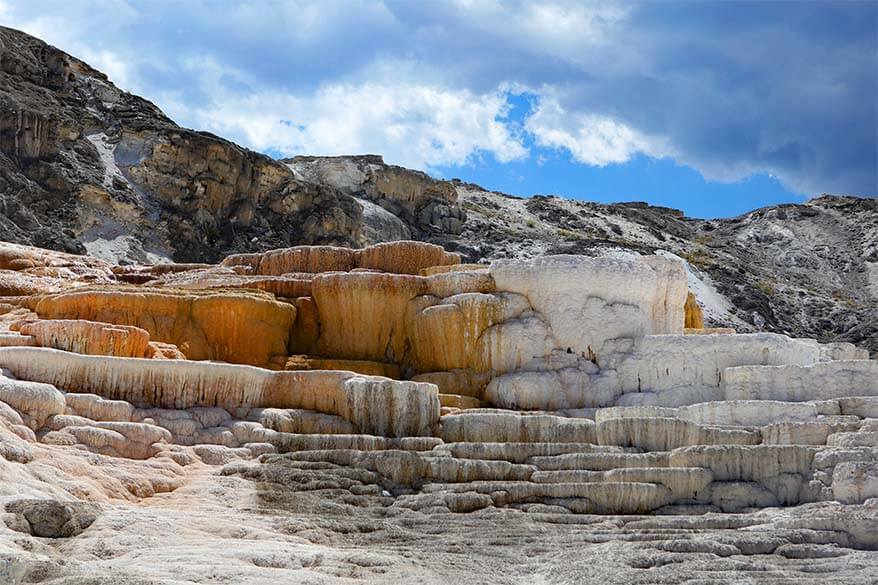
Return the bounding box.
[1,25,876,356]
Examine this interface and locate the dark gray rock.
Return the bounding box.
[0,26,363,264]
[4,499,99,538]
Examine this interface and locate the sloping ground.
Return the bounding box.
[2,468,877,584]
[0,25,363,263]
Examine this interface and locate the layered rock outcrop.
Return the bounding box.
[285,155,465,239]
[13,318,157,358]
[1,26,877,582]
[0,349,438,438]
[0,239,873,526]
[0,26,365,264]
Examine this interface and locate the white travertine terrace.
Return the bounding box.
[0,239,875,527]
[723,361,878,401]
[0,348,439,437]
[490,254,689,359]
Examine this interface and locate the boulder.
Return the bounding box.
[4,500,100,538]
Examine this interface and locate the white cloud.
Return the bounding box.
[449,0,629,55]
[525,95,669,166]
[161,58,527,170]
[77,49,131,88]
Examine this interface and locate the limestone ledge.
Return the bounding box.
[485,332,842,410]
[12,318,160,358]
[0,347,439,437]
[1,358,878,515]
[32,286,296,367]
[723,360,878,402]
[0,241,874,519]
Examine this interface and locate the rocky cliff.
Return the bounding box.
[1,25,875,355]
[0,26,364,263]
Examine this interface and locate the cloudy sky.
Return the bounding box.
[2,0,876,217]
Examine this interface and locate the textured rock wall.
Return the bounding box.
[14,319,151,358]
[311,272,425,363]
[0,26,367,263]
[0,239,874,526]
[284,155,464,237]
[222,240,460,276]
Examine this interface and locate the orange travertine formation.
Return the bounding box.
[14,319,151,358]
[222,240,460,276]
[684,291,705,329]
[33,287,295,367]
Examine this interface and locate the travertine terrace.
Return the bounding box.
[0,239,875,583]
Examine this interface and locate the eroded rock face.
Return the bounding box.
[491,255,688,358]
[0,28,878,360]
[684,291,704,329]
[285,155,464,239]
[2,24,874,360]
[2,25,875,581]
[0,348,439,437]
[723,361,878,401]
[14,319,152,357]
[0,26,365,264]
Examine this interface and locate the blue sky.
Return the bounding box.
[2,0,876,218]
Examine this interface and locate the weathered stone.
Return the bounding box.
[0,348,439,437]
[4,500,99,538]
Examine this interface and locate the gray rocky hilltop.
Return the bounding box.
[1,21,876,357]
